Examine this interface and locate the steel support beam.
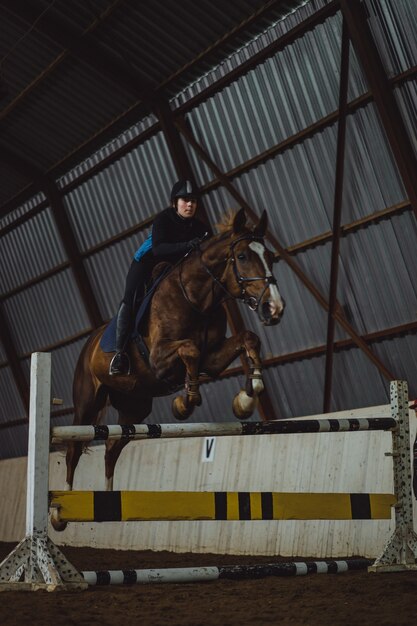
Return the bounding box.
[323,18,350,413]
[0,303,29,411]
[340,0,417,217]
[42,182,103,328]
[0,145,104,329]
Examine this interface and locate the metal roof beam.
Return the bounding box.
[0,0,130,121]
[0,145,103,328]
[0,1,339,218]
[340,0,417,217]
[3,53,414,224]
[323,18,350,413]
[0,303,29,411]
[1,199,412,311]
[175,115,395,382]
[42,181,103,328]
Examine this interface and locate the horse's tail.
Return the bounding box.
[72,326,109,425]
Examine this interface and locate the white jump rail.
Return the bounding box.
[0,352,417,591]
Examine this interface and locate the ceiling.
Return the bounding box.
[0,0,303,212]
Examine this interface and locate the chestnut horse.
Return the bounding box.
[54,209,284,528]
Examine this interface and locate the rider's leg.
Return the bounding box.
[109,259,146,376]
[109,301,133,375]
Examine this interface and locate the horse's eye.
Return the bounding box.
[237,253,246,261]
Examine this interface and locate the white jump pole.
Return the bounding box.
[0,352,87,592]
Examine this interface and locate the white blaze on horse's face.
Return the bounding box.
[249,241,285,322]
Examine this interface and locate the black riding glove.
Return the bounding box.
[187,237,201,251]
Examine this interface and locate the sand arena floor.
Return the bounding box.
[1,542,417,625]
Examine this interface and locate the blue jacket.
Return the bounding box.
[133,231,153,261]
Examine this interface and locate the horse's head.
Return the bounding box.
[222,209,285,326]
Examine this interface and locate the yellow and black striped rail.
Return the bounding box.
[49,490,396,522]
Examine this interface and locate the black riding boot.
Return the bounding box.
[109,302,132,376]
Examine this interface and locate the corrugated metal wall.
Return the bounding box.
[1,0,416,459]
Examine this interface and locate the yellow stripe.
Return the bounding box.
[50,490,94,522]
[271,493,392,520]
[250,492,263,520]
[271,493,351,520]
[369,493,396,519]
[226,492,240,520]
[121,491,215,521]
[49,491,395,522]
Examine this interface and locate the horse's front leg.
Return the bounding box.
[172,340,202,420]
[202,331,263,420]
[151,339,202,421]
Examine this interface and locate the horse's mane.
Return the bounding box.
[215,209,238,234]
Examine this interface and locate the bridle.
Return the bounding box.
[229,235,278,313]
[179,234,278,320]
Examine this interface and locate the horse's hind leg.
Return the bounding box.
[65,382,108,490]
[104,393,153,490]
[51,378,107,532]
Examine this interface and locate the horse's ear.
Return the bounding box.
[232,208,247,233]
[253,210,268,237]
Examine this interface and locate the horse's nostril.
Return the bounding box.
[262,302,272,319]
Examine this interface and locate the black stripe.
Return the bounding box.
[94,491,122,522]
[94,571,111,585]
[261,492,273,520]
[350,493,372,519]
[326,561,339,573]
[219,563,297,579]
[305,562,319,573]
[94,425,109,440]
[369,418,397,431]
[240,418,396,435]
[348,558,374,570]
[215,492,227,520]
[120,425,136,439]
[328,420,341,432]
[147,425,162,438]
[122,570,138,584]
[238,492,251,520]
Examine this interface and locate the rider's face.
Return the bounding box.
[176,197,197,219]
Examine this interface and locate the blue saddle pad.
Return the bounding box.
[100,315,118,352]
[99,266,171,353]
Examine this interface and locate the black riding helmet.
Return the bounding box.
[170,179,199,203]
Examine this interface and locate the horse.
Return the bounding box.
[51,208,284,530]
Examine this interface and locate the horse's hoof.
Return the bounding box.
[233,390,259,420]
[50,508,68,532]
[172,396,192,421]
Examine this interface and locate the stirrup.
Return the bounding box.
[109,351,131,376]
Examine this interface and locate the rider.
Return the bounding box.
[109,179,210,376]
